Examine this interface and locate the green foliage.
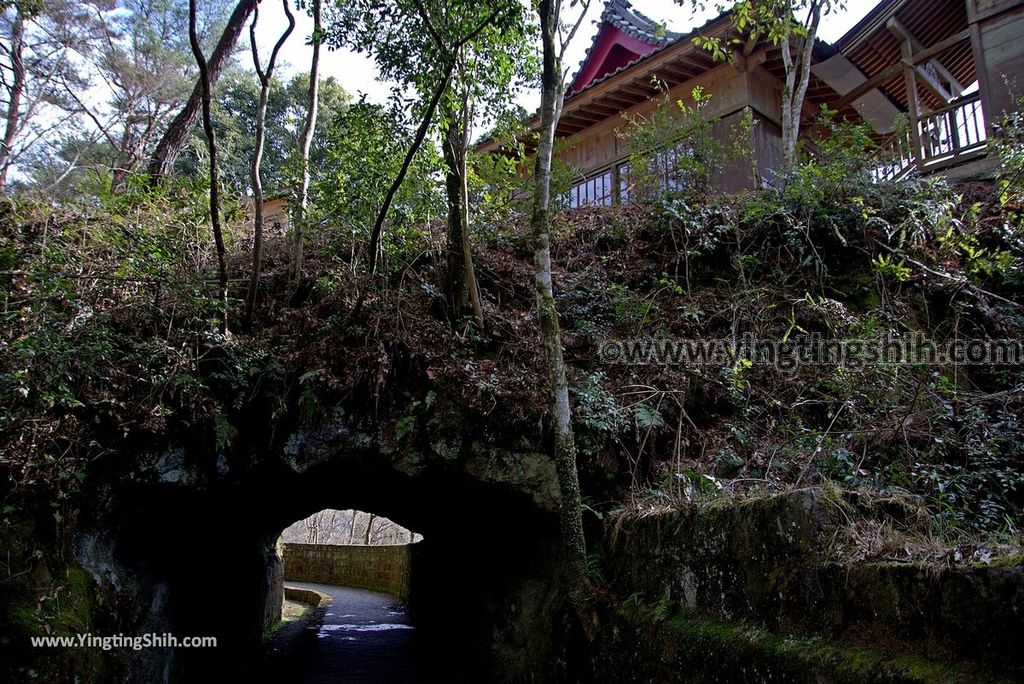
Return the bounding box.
[778,110,877,210]
[913,404,1024,532]
[309,101,443,272]
[323,0,529,121]
[468,105,537,238]
[11,0,238,199]
[616,85,725,203]
[994,96,1024,217]
[177,70,353,195]
[654,197,734,287]
[574,372,628,436]
[611,283,656,333]
[214,411,234,451]
[559,275,617,334]
[725,358,753,397]
[468,147,525,239]
[688,0,845,60]
[0,185,286,505]
[737,111,892,277]
[394,414,416,441]
[938,227,1017,283]
[634,403,665,431]
[871,254,911,282]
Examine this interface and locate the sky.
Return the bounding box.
[251,0,877,109]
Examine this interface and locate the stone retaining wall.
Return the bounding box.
[282,543,412,599]
[596,488,1024,681]
[282,585,331,608]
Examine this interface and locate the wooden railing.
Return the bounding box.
[873,133,916,182]
[874,93,988,182]
[919,92,987,163]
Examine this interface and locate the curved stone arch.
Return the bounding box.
[75,418,567,682]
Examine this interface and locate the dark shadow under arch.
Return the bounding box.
[99,446,565,681]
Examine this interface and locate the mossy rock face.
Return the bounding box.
[605,489,838,626]
[4,380,566,683]
[815,560,1024,662]
[602,489,1024,670]
[592,602,1008,684]
[0,561,114,683]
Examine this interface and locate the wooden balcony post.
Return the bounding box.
[901,39,925,169]
[888,18,925,169]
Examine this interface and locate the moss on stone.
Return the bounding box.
[2,564,106,682]
[979,550,1024,570]
[616,602,1014,683]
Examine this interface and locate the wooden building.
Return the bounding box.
[480,0,1024,205]
[262,195,291,229]
[821,0,1024,180]
[245,193,292,233]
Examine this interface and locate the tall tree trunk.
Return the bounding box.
[348,8,502,321]
[0,10,25,194]
[459,102,484,329]
[288,0,321,288]
[148,0,258,182]
[443,103,470,314]
[189,0,229,334]
[363,513,375,545]
[780,31,796,171]
[443,78,485,328]
[246,0,295,325]
[779,1,822,172]
[532,0,587,607]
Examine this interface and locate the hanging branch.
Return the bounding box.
[189,0,229,334]
[245,0,296,325]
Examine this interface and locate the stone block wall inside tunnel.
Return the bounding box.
[282,542,412,599]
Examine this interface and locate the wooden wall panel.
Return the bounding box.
[972,0,1024,121]
[554,60,792,196]
[712,110,783,193]
[556,63,750,177]
[748,67,785,124]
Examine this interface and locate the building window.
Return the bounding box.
[565,146,691,210]
[651,143,690,192]
[569,170,613,208]
[619,142,692,202]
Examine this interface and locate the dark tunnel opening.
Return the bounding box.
[98,452,566,681]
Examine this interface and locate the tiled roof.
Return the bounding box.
[566,0,680,96]
[603,0,681,45]
[565,6,728,100]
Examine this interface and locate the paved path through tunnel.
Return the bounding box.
[286,581,467,683]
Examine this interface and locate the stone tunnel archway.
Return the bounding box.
[74,419,570,682]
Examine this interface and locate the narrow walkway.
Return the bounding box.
[286,581,467,683]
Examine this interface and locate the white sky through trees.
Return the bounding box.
[255,0,874,110]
